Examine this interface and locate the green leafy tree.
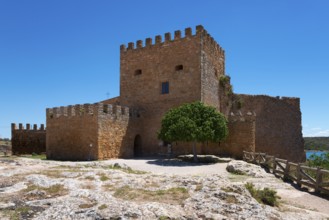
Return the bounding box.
[158,102,228,162]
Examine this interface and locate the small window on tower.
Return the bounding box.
[134,69,142,76]
[175,65,183,71]
[161,82,169,94]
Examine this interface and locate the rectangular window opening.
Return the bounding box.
[161,82,169,94]
[175,65,183,71]
[134,69,142,76]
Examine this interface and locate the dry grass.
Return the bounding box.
[113,186,189,205]
[105,164,147,174]
[225,194,239,203]
[85,176,95,180]
[24,184,67,200]
[99,173,109,181]
[144,181,160,188]
[98,204,108,210]
[79,203,97,209]
[40,170,63,178]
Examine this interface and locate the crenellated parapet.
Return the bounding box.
[11,123,45,131]
[46,103,131,120]
[11,123,46,155]
[198,25,225,59]
[120,25,225,57]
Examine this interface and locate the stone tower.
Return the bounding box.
[118,25,228,155]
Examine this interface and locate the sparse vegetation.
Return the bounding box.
[113,186,189,205]
[98,204,108,210]
[106,164,147,174]
[219,75,230,87]
[236,97,244,109]
[10,206,31,220]
[85,176,95,180]
[245,182,279,207]
[79,202,97,209]
[226,85,233,96]
[99,173,109,181]
[21,153,47,160]
[307,152,329,170]
[24,184,67,197]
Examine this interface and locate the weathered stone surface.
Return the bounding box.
[226,160,271,178]
[0,202,15,210]
[1,157,328,219]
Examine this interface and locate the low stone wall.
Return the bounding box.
[46,103,136,161]
[11,123,46,155]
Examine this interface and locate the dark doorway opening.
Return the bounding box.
[134,135,142,157]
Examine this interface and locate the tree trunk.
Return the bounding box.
[193,141,198,162]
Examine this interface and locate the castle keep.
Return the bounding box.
[12,25,305,162]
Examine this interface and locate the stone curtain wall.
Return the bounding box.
[221,113,256,159]
[236,94,305,162]
[11,123,46,154]
[46,103,135,161]
[46,104,99,161]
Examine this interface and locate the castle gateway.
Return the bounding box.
[12,26,305,162]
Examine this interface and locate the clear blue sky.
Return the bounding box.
[0,0,328,138]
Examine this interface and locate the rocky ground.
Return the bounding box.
[0,156,328,220]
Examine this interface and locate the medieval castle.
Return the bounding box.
[11,25,305,162]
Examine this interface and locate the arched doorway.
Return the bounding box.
[134,135,142,157]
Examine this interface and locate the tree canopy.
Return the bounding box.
[158,102,228,161]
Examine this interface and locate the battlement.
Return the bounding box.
[11,123,45,131]
[120,25,224,56]
[46,103,130,119]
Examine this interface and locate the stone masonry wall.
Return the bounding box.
[11,123,46,155]
[120,26,203,108]
[200,27,225,110]
[46,104,99,161]
[46,103,136,161]
[119,25,231,156]
[235,94,305,162]
[221,113,256,159]
[97,103,138,159]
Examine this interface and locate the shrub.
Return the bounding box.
[245,182,279,206]
[219,75,230,86]
[307,152,329,170]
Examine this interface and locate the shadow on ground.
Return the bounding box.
[146,158,216,167]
